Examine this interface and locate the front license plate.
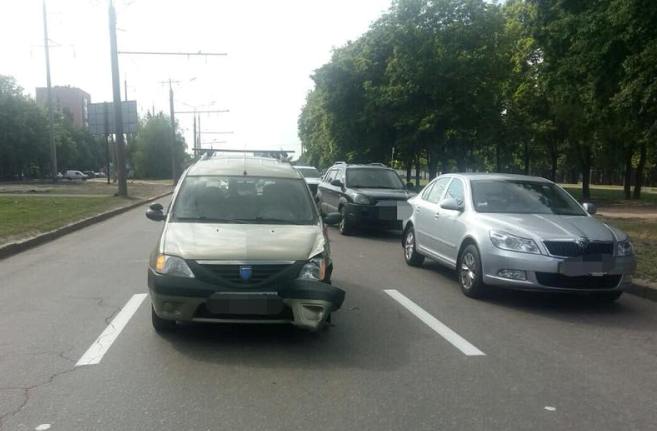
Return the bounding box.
[559,255,614,276]
[206,297,283,315]
[396,202,412,221]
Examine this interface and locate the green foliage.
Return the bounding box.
[129,113,187,179]
[298,0,657,198]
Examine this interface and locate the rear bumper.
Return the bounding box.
[148,270,345,330]
[343,202,404,228]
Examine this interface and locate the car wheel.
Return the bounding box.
[458,244,486,298]
[592,291,623,302]
[151,306,176,333]
[339,207,354,235]
[403,227,425,267]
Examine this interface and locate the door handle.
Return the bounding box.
[434,212,441,219]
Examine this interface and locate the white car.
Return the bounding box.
[294,166,322,198]
[62,170,88,181]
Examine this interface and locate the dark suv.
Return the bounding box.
[316,162,415,235]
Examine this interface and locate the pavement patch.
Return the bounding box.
[384,289,485,356]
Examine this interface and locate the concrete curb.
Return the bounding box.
[627,279,657,302]
[0,191,172,261]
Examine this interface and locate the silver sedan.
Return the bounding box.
[402,173,636,301]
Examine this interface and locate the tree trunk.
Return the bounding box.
[633,140,647,199]
[405,159,412,183]
[549,151,558,182]
[623,147,633,199]
[581,146,592,200]
[523,140,530,175]
[427,147,439,180]
[495,141,501,172]
[414,156,421,188]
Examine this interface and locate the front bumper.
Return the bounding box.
[343,201,410,229]
[148,270,345,330]
[481,249,636,293]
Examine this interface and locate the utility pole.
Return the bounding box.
[193,113,197,150]
[104,102,110,184]
[109,1,127,196]
[169,79,177,184]
[42,0,57,182]
[124,78,128,101]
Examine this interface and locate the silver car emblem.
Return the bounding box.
[577,238,589,249]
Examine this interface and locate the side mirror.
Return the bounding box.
[330,179,344,188]
[440,197,464,211]
[146,202,166,221]
[582,202,597,215]
[323,212,342,225]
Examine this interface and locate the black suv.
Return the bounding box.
[316,162,415,235]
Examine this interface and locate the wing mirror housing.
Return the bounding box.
[582,202,597,215]
[440,197,464,211]
[146,202,166,221]
[330,179,344,188]
[322,212,342,225]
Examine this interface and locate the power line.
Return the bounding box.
[200,131,234,135]
[118,50,227,56]
[175,109,229,114]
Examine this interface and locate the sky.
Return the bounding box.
[1,0,392,157]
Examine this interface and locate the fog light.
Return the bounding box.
[497,269,527,281]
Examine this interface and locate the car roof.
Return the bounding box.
[440,172,553,183]
[187,155,303,179]
[331,163,392,170]
[294,165,318,169]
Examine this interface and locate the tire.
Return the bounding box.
[339,206,354,235]
[403,227,425,267]
[592,291,623,302]
[457,244,486,298]
[152,306,176,333]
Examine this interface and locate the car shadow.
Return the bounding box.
[158,279,420,371]
[327,225,401,244]
[419,259,656,331]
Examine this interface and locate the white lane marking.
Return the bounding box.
[544,406,556,412]
[35,425,51,431]
[76,293,147,366]
[384,289,485,356]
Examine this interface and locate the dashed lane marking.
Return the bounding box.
[75,293,147,366]
[384,289,485,356]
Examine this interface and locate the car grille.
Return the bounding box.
[543,241,613,257]
[197,263,293,285]
[535,272,622,289]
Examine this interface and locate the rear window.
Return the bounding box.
[346,168,404,189]
[172,175,318,225]
[296,167,321,178]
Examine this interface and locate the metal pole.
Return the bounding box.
[109,1,127,196]
[104,102,110,184]
[42,0,57,182]
[169,79,177,184]
[124,78,127,101]
[193,113,197,151]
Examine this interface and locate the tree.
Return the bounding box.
[130,114,187,179]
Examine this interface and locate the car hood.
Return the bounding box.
[353,188,413,200]
[479,213,620,241]
[162,222,325,261]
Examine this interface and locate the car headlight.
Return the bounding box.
[353,194,371,205]
[298,254,327,281]
[617,239,634,256]
[489,230,541,254]
[154,254,195,278]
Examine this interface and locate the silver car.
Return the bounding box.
[402,173,636,301]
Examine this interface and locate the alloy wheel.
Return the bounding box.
[460,252,476,290]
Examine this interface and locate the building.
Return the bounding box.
[35,86,91,129]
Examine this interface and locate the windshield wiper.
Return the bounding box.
[173,216,246,223]
[253,217,305,225]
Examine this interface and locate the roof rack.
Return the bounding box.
[194,148,295,161]
[368,163,387,167]
[333,161,346,165]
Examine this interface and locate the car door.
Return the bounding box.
[318,169,338,213]
[414,177,451,257]
[433,177,467,266]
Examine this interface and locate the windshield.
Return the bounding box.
[471,180,586,216]
[346,168,404,189]
[172,175,317,224]
[296,167,321,178]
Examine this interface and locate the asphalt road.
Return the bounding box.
[1,205,656,431]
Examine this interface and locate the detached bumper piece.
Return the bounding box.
[149,270,345,331]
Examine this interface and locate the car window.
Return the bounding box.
[426,178,451,203]
[335,169,345,183]
[445,178,464,206]
[345,168,404,189]
[296,167,321,178]
[471,180,587,216]
[172,175,317,225]
[421,182,435,200]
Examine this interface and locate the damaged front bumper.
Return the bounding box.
[148,270,345,331]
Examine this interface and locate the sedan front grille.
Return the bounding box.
[197,263,293,285]
[535,272,621,289]
[543,241,613,257]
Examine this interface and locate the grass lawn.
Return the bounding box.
[0,196,128,245]
[600,216,657,283]
[562,184,657,207]
[0,179,172,199]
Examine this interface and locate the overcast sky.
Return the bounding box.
[1,0,391,156]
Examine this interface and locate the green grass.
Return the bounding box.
[562,184,657,207]
[0,196,127,244]
[600,216,657,283]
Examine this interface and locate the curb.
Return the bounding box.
[0,191,172,261]
[627,279,657,302]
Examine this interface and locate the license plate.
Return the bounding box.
[559,255,614,276]
[396,202,412,221]
[206,296,283,315]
